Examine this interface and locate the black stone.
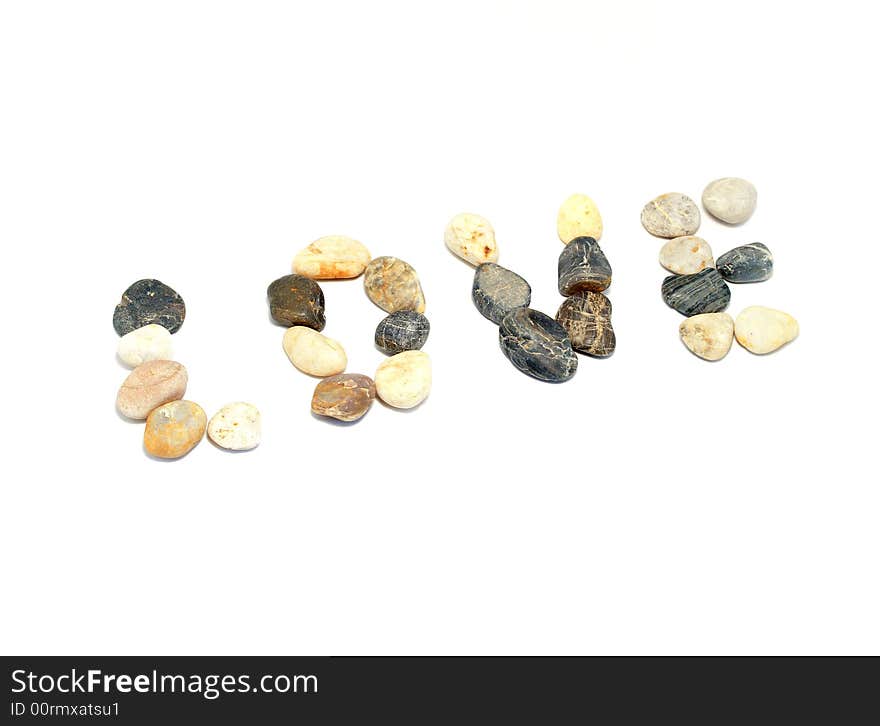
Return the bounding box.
[498,308,578,383]
[375,311,430,355]
[267,274,326,330]
[556,292,616,357]
[716,243,773,283]
[558,236,613,296]
[113,279,186,335]
[661,269,731,316]
[472,262,531,324]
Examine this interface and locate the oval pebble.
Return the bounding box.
[558,236,612,296]
[292,235,372,280]
[116,359,188,420]
[557,193,603,243]
[444,213,499,266]
[499,308,578,383]
[207,402,261,451]
[375,311,430,355]
[283,326,347,377]
[659,236,714,275]
[364,256,426,314]
[113,279,186,336]
[679,313,734,361]
[116,324,174,368]
[144,400,207,459]
[472,262,531,324]
[716,243,773,283]
[311,373,376,422]
[702,177,757,224]
[641,193,701,238]
[734,306,798,354]
[555,292,616,357]
[267,274,326,330]
[375,350,431,409]
[661,269,731,316]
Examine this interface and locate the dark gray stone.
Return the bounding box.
[472,262,531,324]
[558,236,612,296]
[716,243,773,283]
[499,308,578,383]
[661,269,731,316]
[375,311,430,355]
[113,279,186,335]
[267,274,326,330]
[556,292,616,357]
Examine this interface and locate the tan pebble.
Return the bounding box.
[375,350,431,409]
[641,193,701,238]
[735,306,799,354]
[207,402,261,451]
[557,193,603,243]
[679,313,734,361]
[659,236,714,275]
[144,400,206,459]
[282,326,347,376]
[116,360,187,420]
[311,374,376,422]
[292,235,371,279]
[364,256,426,313]
[444,213,499,266]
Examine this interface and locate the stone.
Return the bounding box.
[557,193,603,243]
[472,262,531,324]
[207,402,261,451]
[375,311,430,355]
[659,236,714,275]
[144,400,207,459]
[282,326,346,377]
[444,213,499,266]
[116,360,188,420]
[375,350,431,409]
[267,274,326,330]
[679,313,734,361]
[311,373,376,422]
[499,308,578,382]
[292,235,371,279]
[715,243,773,283]
[113,279,186,336]
[116,324,174,368]
[558,236,612,295]
[641,193,701,238]
[702,177,757,224]
[734,306,799,354]
[363,256,426,313]
[555,292,616,357]
[661,269,731,316]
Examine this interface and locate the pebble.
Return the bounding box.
[143,400,207,459]
[116,360,188,420]
[661,269,731,316]
[282,326,347,377]
[375,311,430,355]
[116,324,174,368]
[472,262,531,324]
[555,292,616,357]
[558,236,612,296]
[499,308,578,382]
[375,350,432,409]
[267,274,326,330]
[311,373,376,422]
[734,306,799,354]
[641,193,701,238]
[207,402,261,451]
[716,243,773,283]
[679,313,734,361]
[557,193,603,243]
[292,235,372,279]
[113,279,186,336]
[702,177,757,224]
[363,256,426,313]
[444,213,499,266]
[658,236,714,275]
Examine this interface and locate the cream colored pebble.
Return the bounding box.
[292,236,371,279]
[679,313,734,361]
[735,306,799,354]
[444,213,498,266]
[116,324,174,367]
[282,326,347,376]
[557,193,603,243]
[659,236,714,275]
[207,402,261,451]
[375,350,431,409]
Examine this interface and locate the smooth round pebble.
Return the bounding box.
[702,177,757,224]
[558,236,612,296]
[117,324,174,368]
[716,243,773,283]
[472,262,531,324]
[375,311,430,355]
[679,313,734,361]
[311,373,376,422]
[144,400,206,459]
[375,350,432,409]
[659,236,714,275]
[364,256,426,314]
[267,274,326,330]
[113,279,186,336]
[283,326,347,376]
[116,359,188,420]
[444,213,499,266]
[734,306,798,354]
[557,193,603,243]
[292,236,372,280]
[555,292,616,358]
[207,402,261,451]
[661,269,731,316]
[641,193,701,238]
[499,308,578,383]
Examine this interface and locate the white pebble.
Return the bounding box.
[444,213,498,266]
[207,402,261,451]
[702,177,757,224]
[735,306,798,354]
[116,324,173,367]
[375,350,431,409]
[282,326,347,376]
[659,236,714,275]
[679,313,734,361]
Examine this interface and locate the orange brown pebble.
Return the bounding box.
[144,400,207,459]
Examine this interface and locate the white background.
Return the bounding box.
[1,1,877,655]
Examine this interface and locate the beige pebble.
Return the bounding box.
[282,326,347,377]
[364,256,426,313]
[735,306,799,354]
[117,324,174,368]
[375,350,431,409]
[557,193,603,243]
[292,235,371,279]
[641,193,701,238]
[207,402,261,451]
[659,236,714,275]
[116,360,187,420]
[144,400,206,459]
[702,177,757,224]
[444,213,499,266]
[679,313,734,361]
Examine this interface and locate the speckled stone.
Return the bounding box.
[113,279,186,335]
[472,262,531,324]
[557,193,603,243]
[144,400,207,459]
[116,360,188,420]
[641,193,701,238]
[679,313,735,361]
[311,373,376,422]
[702,177,757,224]
[499,308,578,383]
[444,213,498,266]
[207,402,261,451]
[267,274,326,330]
[555,292,616,357]
[558,236,612,296]
[363,256,426,313]
[735,306,798,354]
[659,236,714,275]
[715,243,773,283]
[375,311,430,355]
[661,269,731,316]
